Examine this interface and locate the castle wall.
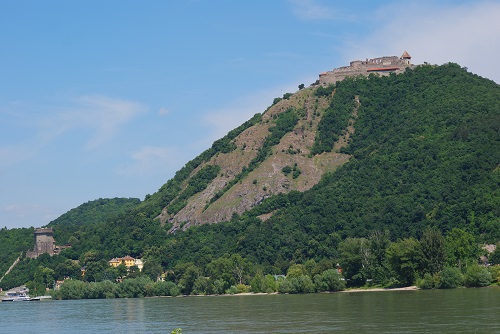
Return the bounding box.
[319,55,413,85]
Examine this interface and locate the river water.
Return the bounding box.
[1,287,499,333]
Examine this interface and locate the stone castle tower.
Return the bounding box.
[26,227,56,258]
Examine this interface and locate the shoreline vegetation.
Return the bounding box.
[49,284,500,301]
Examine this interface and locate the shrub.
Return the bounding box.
[290,275,315,293]
[277,278,292,293]
[436,267,463,289]
[416,273,435,289]
[225,285,238,294]
[464,264,492,287]
[58,279,87,300]
[236,284,250,293]
[314,269,346,292]
[488,266,500,285]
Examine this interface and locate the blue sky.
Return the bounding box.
[1,0,499,229]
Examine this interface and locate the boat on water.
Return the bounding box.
[1,287,39,302]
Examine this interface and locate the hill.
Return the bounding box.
[47,197,141,244]
[1,62,498,291]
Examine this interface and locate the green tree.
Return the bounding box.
[339,238,368,286]
[420,228,446,274]
[176,263,201,295]
[54,259,81,280]
[33,266,55,289]
[386,238,423,286]
[445,228,479,269]
[314,269,345,292]
[366,231,391,284]
[286,264,307,279]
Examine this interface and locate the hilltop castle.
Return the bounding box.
[318,51,413,85]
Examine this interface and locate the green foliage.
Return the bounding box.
[314,269,345,292]
[338,237,368,286]
[272,97,282,105]
[420,228,446,275]
[445,228,479,269]
[53,276,182,300]
[314,84,335,97]
[312,81,355,155]
[464,264,492,287]
[281,166,292,175]
[436,267,464,289]
[488,265,500,285]
[48,198,141,244]
[167,164,221,215]
[386,238,423,286]
[0,227,33,279]
[416,273,437,289]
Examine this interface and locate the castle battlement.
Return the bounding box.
[319,51,413,85]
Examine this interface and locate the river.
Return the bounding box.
[1,287,499,333]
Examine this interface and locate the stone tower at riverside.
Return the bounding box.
[318,51,413,85]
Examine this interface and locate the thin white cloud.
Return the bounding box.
[0,145,35,168]
[344,1,500,83]
[39,95,147,149]
[289,0,335,21]
[0,95,147,169]
[118,146,179,176]
[158,107,170,115]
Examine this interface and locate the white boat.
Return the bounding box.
[1,287,35,302]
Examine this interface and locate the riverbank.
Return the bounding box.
[341,286,418,293]
[180,286,419,298]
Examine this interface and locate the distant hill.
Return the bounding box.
[47,197,141,244]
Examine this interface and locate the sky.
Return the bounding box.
[1,0,499,229]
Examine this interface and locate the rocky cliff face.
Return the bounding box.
[158,86,358,232]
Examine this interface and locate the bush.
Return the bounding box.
[225,285,238,294]
[58,279,87,300]
[314,269,346,292]
[416,273,435,289]
[277,278,292,293]
[236,284,250,293]
[464,264,492,287]
[290,275,315,293]
[436,267,463,289]
[488,266,500,285]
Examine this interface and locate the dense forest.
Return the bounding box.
[1,63,499,297]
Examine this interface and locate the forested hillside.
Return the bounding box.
[47,197,141,244]
[1,63,498,294]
